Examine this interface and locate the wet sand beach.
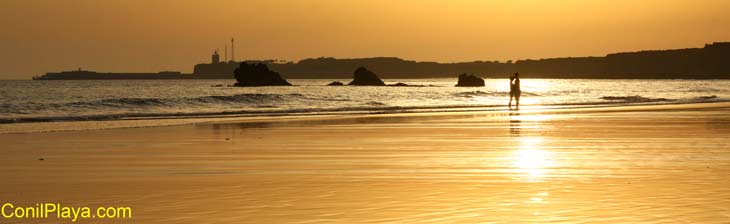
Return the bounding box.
[1,103,729,223]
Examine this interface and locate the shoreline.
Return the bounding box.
[2,101,729,134]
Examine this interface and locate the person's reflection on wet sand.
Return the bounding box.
[509,112,521,135]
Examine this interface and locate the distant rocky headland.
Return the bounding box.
[35,42,730,80]
[264,42,730,79]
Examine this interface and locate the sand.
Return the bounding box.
[1,102,729,223]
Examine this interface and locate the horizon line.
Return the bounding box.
[3,41,727,78]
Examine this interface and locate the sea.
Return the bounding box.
[0,78,728,124]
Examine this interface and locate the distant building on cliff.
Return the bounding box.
[212,50,220,64]
[193,51,239,76]
[193,38,241,77]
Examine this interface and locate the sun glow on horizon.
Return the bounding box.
[2,0,730,78]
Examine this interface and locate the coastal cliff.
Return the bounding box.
[193,42,730,79]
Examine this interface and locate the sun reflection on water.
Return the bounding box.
[512,137,555,182]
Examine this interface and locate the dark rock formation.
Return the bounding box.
[233,62,292,86]
[348,67,385,86]
[327,81,344,86]
[455,73,485,87]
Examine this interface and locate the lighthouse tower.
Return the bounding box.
[211,50,220,64]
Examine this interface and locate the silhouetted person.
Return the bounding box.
[508,75,515,108]
[508,73,521,109]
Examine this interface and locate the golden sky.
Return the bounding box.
[1,0,729,78]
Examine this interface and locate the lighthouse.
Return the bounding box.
[211,50,220,64]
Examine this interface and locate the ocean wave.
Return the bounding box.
[695,95,718,100]
[195,93,304,104]
[0,105,471,124]
[0,93,313,118]
[600,95,673,103]
[686,87,720,93]
[365,101,387,106]
[454,91,541,97]
[2,90,729,125]
[4,97,729,124]
[78,97,170,107]
[55,93,308,109]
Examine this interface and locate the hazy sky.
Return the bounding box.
[1,0,729,79]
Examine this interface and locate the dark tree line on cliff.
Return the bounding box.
[194,42,730,79]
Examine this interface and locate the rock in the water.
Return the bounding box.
[234,63,292,86]
[327,81,344,86]
[455,73,485,87]
[348,67,385,86]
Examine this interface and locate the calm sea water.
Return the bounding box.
[0,79,728,123]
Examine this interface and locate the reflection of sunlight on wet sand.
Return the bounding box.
[514,114,553,122]
[529,192,550,204]
[518,97,542,106]
[512,137,555,182]
[498,96,544,107]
